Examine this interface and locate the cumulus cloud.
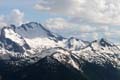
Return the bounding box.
[93,32,99,40]
[44,17,109,33]
[44,17,77,30]
[43,17,114,40]
[0,9,25,27]
[9,9,25,25]
[76,24,109,34]
[104,32,112,38]
[43,17,116,40]
[79,25,97,33]
[0,15,7,27]
[35,0,120,25]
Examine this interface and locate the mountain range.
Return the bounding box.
[0,22,120,80]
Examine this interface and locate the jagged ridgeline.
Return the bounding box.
[0,22,120,80]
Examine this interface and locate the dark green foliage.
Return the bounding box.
[0,57,87,80]
[81,61,120,80]
[15,56,87,80]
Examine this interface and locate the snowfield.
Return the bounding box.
[0,22,120,71]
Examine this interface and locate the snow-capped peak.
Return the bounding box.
[13,22,65,49]
[16,22,63,40]
[70,38,120,68]
[90,38,120,53]
[1,27,25,46]
[99,38,113,47]
[0,27,30,53]
[0,22,120,71]
[65,37,89,51]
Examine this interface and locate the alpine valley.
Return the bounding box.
[0,22,120,80]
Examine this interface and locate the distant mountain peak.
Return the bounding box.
[0,22,120,80]
[0,22,120,73]
[19,22,45,31]
[91,38,113,47]
[65,37,89,51]
[16,22,64,41]
[99,38,112,47]
[0,26,30,53]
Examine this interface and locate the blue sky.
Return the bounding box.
[0,0,50,22]
[0,0,120,44]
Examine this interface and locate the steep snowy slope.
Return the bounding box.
[0,27,30,53]
[71,38,120,68]
[38,47,80,70]
[38,38,120,71]
[65,37,89,51]
[0,23,119,69]
[0,22,69,59]
[0,22,120,80]
[1,22,87,55]
[15,22,65,49]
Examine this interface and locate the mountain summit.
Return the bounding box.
[16,22,64,40]
[0,27,30,53]
[0,22,120,80]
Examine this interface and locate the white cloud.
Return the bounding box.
[34,1,50,11]
[81,34,87,38]
[0,9,25,27]
[44,17,109,33]
[104,32,112,38]
[77,25,110,34]
[43,17,114,40]
[35,0,120,25]
[79,25,97,33]
[0,15,7,27]
[44,17,77,30]
[93,32,99,40]
[9,9,25,25]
